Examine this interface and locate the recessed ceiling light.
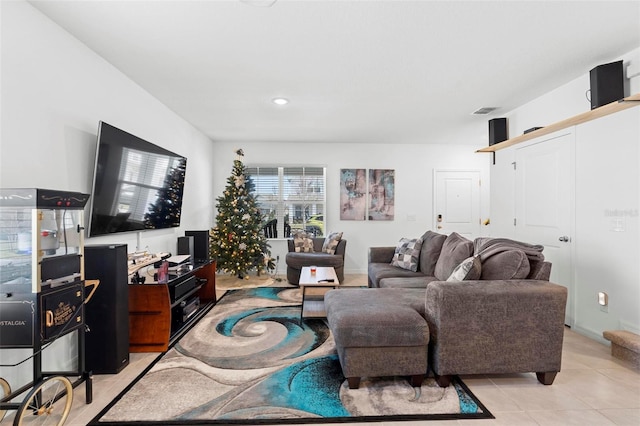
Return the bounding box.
[272,98,289,106]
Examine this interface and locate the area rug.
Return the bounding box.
[90,287,493,425]
[215,273,290,291]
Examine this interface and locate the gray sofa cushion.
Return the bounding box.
[480,249,530,280]
[379,276,438,288]
[286,252,344,269]
[434,232,474,281]
[419,231,447,275]
[528,259,552,280]
[325,288,429,347]
[368,263,423,287]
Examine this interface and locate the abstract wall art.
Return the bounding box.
[368,169,395,221]
[339,168,366,220]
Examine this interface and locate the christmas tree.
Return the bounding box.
[210,149,274,278]
[144,158,186,229]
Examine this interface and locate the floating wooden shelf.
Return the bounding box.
[477,93,640,153]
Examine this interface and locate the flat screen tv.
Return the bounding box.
[88,121,187,237]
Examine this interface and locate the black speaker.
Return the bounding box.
[84,244,130,374]
[590,60,624,110]
[177,235,194,263]
[489,118,508,146]
[185,230,210,264]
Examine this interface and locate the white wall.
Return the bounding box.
[212,141,491,275]
[490,47,640,341]
[0,0,215,388]
[574,108,639,339]
[0,1,216,254]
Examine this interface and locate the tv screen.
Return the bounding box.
[88,121,187,237]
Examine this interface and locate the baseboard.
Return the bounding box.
[619,319,640,335]
[571,324,609,345]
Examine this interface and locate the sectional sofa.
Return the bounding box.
[325,231,567,389]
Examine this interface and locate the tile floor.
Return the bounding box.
[28,275,640,425]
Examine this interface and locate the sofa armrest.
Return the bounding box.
[425,279,567,376]
[369,246,396,264]
[334,239,347,257]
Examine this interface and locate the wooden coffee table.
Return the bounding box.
[299,266,339,323]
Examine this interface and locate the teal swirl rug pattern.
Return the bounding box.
[92,287,492,424]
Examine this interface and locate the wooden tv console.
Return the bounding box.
[128,260,216,352]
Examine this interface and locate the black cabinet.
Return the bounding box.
[84,244,130,374]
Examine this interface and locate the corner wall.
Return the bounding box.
[490,47,640,341]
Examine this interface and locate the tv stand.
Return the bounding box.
[128,260,216,352]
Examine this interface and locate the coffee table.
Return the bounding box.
[299,266,339,323]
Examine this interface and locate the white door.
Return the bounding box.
[434,170,481,239]
[514,131,574,325]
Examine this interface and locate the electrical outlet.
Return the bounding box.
[598,292,608,306]
[598,292,609,313]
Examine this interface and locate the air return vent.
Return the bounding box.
[472,107,499,115]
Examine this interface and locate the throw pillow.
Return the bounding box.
[390,237,423,272]
[322,231,343,254]
[446,255,482,282]
[434,232,474,281]
[480,249,530,280]
[293,231,314,253]
[418,230,447,275]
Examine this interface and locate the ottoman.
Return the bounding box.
[324,288,429,389]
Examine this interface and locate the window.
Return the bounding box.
[115,148,180,221]
[246,166,326,238]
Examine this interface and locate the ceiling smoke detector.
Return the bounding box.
[472,107,499,115]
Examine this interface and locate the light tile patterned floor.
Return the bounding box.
[59,274,639,426]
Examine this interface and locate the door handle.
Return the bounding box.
[558,236,570,242]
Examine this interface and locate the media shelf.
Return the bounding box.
[476,92,640,153]
[128,260,216,352]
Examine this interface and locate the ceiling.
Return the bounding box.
[29,0,640,145]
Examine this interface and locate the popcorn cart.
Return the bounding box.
[0,189,97,425]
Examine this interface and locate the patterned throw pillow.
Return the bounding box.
[446,255,482,282]
[322,231,343,254]
[293,231,314,253]
[390,237,423,272]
